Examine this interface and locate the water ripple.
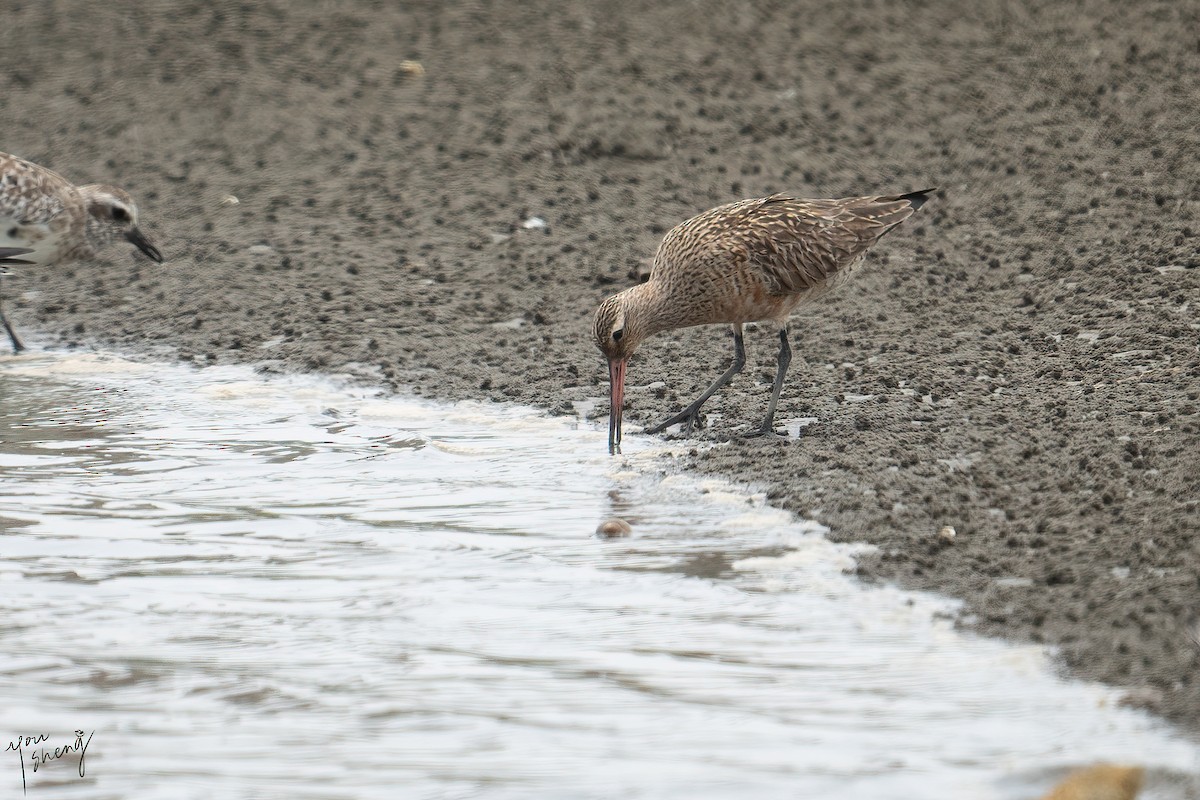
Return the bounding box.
[0,351,1196,799]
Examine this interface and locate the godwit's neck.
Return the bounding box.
[622,280,688,339]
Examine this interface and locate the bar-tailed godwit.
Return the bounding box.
[593,189,934,453]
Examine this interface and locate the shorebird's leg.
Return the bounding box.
[747,327,792,437]
[0,273,23,354]
[645,325,746,435]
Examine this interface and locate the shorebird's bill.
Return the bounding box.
[126,227,164,263]
[607,358,626,454]
[0,247,34,265]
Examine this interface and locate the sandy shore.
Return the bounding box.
[4,1,1198,732]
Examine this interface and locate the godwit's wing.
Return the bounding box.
[654,190,934,296]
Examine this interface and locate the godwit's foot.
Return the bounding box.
[645,331,747,437]
[743,425,789,440]
[744,406,794,439]
[644,404,706,436]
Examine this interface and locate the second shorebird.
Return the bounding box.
[0,151,164,353]
[593,189,934,453]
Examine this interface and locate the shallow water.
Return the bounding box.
[0,350,1196,799]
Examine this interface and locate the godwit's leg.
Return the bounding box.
[0,273,23,354]
[645,324,745,435]
[747,327,792,437]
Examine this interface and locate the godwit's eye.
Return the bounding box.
[112,207,130,222]
[612,330,623,342]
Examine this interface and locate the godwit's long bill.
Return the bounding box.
[0,151,164,353]
[593,189,935,453]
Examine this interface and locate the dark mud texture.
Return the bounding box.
[4,1,1199,732]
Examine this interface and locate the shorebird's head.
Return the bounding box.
[80,185,164,263]
[593,291,648,454]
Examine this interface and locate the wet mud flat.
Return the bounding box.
[3,0,1198,733]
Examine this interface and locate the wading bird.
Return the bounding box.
[593,189,934,453]
[1,151,164,353]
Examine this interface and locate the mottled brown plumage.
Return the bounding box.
[0,151,163,353]
[593,189,934,452]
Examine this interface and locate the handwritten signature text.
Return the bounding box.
[6,730,94,795]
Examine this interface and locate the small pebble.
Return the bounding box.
[1039,763,1143,800]
[938,525,957,542]
[596,518,632,538]
[398,60,425,76]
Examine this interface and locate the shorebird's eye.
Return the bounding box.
[612,330,623,342]
[112,207,130,222]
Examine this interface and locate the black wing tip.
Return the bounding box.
[897,188,937,211]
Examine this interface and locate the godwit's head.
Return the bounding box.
[79,184,164,263]
[592,290,649,454]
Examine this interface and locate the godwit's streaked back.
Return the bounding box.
[0,151,164,353]
[592,189,935,453]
